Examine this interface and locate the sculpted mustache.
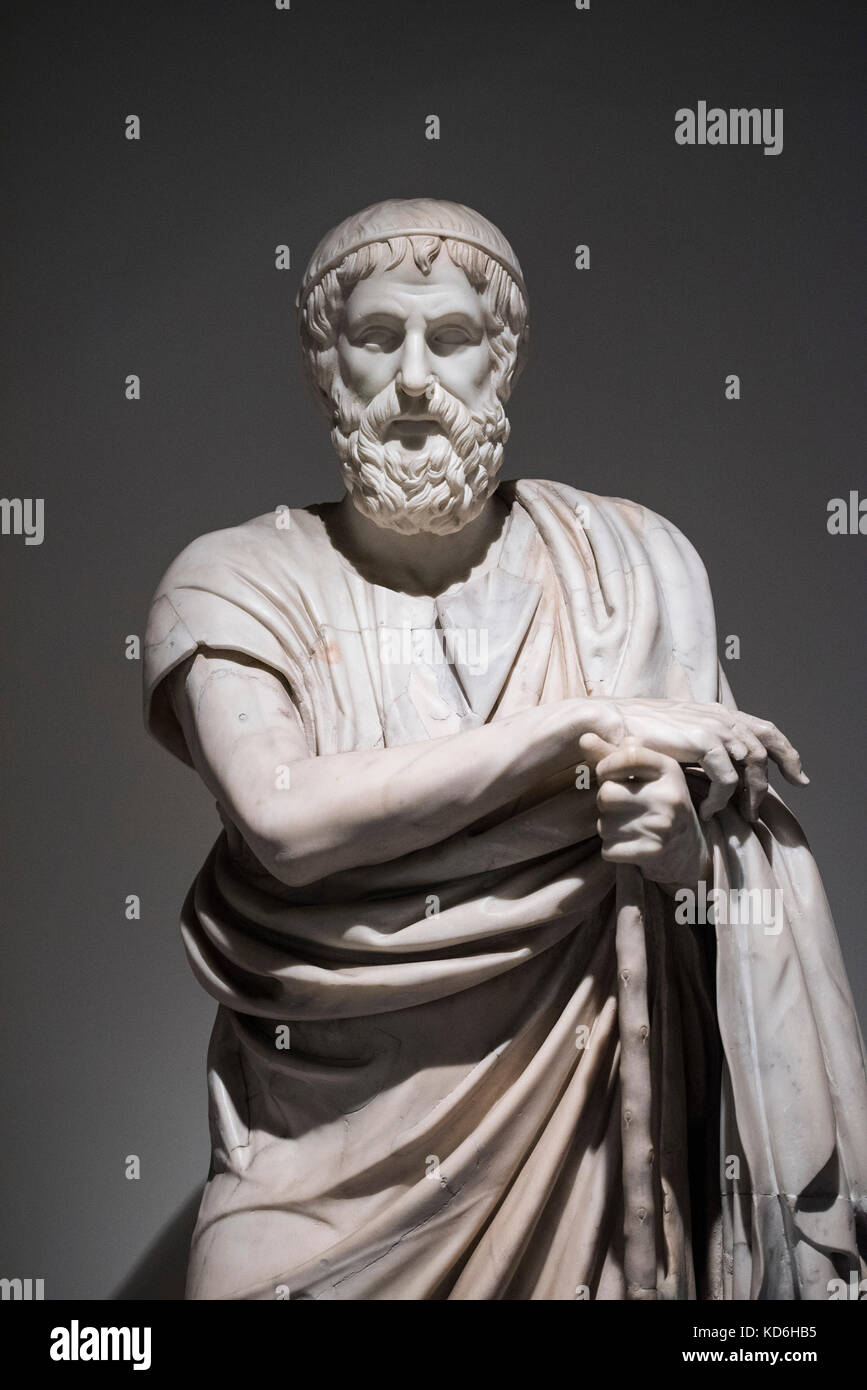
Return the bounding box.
[360,381,482,440]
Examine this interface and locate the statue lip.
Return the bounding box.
[386,416,444,439]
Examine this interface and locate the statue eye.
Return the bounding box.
[357,326,400,350]
[431,325,473,350]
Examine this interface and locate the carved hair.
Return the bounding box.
[298,234,530,418]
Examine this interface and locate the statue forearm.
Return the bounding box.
[169,652,622,887]
[169,653,805,890]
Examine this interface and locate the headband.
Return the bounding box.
[296,227,528,310]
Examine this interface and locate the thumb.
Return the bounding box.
[578,732,618,769]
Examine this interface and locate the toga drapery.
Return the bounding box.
[143,478,867,1300]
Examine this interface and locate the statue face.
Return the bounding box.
[337,255,494,431]
[328,253,510,536]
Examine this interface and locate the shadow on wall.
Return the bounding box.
[112,1189,202,1300]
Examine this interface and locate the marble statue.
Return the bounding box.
[144,198,867,1300]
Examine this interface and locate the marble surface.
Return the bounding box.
[144,199,867,1299]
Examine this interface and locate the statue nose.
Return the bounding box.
[396,334,431,396]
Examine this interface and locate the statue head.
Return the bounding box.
[296,198,530,535]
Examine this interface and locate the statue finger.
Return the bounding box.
[730,723,768,821]
[698,744,740,819]
[741,715,809,785]
[594,739,670,783]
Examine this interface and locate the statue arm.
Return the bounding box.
[166,648,805,889]
[166,649,622,887]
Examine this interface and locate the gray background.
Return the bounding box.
[1,0,864,1299]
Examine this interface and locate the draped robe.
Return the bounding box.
[143,478,867,1300]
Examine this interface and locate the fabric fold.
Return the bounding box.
[143,479,867,1299]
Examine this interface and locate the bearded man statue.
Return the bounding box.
[143,198,867,1301]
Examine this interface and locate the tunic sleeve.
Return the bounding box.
[142,517,318,765]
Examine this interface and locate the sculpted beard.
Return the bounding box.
[329,373,511,535]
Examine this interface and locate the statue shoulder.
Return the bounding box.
[143,506,327,762]
[511,478,709,574]
[150,505,327,596]
[600,492,706,563]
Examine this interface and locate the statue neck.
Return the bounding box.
[330,490,510,597]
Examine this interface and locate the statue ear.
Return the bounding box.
[507,330,530,395]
